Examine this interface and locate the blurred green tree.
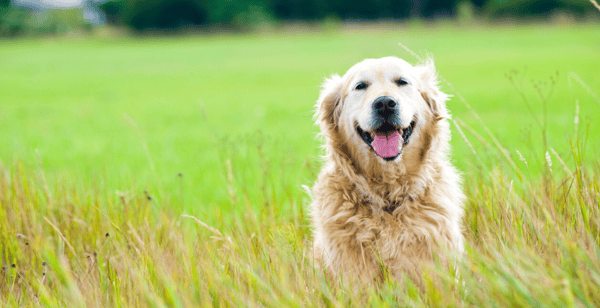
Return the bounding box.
[99,0,209,30]
[95,0,600,32]
[270,0,332,19]
[0,4,29,37]
[485,0,594,17]
[2,0,597,36]
[423,0,462,17]
[98,0,123,24]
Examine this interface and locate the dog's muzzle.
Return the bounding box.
[356,96,416,161]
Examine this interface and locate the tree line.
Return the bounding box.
[1,0,597,36]
[98,0,595,30]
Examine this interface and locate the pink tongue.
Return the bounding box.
[371,131,400,158]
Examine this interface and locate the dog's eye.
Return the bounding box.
[354,82,369,91]
[395,78,409,86]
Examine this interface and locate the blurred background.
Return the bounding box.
[0,0,598,36]
[2,1,600,305]
[1,0,599,213]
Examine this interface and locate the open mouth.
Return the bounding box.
[356,120,416,161]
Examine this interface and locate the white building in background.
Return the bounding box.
[13,0,105,24]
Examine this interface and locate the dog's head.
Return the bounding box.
[315,57,450,175]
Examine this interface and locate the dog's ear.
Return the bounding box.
[415,59,450,121]
[315,74,344,128]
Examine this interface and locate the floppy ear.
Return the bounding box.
[415,59,450,121]
[315,74,344,129]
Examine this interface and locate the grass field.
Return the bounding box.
[1,22,600,306]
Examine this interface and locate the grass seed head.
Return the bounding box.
[545,151,553,172]
[516,150,528,168]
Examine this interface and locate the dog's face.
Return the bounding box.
[316,57,449,170]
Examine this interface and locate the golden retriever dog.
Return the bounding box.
[310,56,464,284]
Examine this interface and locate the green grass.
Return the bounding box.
[1,23,599,210]
[1,23,600,306]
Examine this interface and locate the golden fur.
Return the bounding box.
[310,57,464,284]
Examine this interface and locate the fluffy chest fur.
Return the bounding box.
[311,161,463,283]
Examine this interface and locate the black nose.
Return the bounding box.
[372,96,397,119]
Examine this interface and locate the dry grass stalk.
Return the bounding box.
[452,119,477,156]
[227,159,237,204]
[123,113,162,193]
[181,214,234,249]
[44,217,76,255]
[400,42,522,178]
[550,147,573,175]
[569,72,600,106]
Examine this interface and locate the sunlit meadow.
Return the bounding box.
[1,22,600,306]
